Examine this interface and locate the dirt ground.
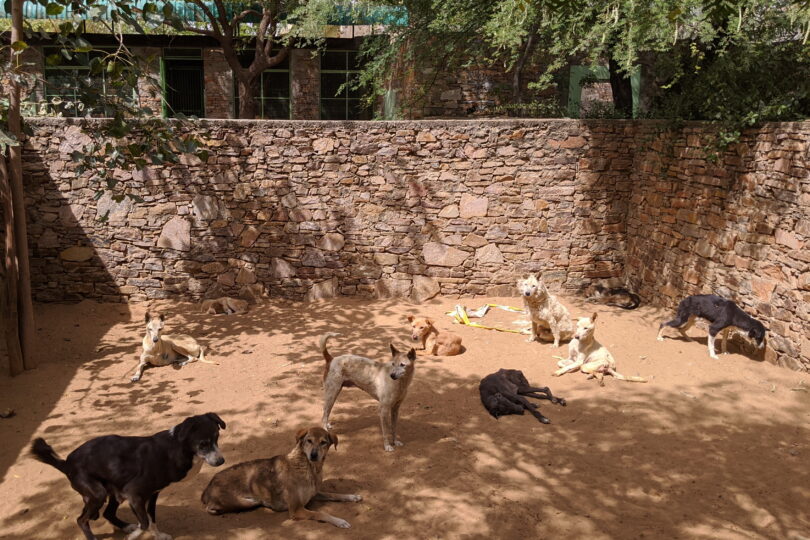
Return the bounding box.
[0,295,808,540]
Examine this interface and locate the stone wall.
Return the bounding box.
[12,118,810,371]
[625,123,810,371]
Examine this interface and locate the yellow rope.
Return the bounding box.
[445,304,528,334]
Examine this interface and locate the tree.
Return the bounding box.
[160,0,330,119]
[1,0,208,375]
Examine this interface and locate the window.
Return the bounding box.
[320,50,370,120]
[43,47,137,117]
[233,50,290,119]
[163,48,205,118]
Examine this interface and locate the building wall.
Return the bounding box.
[132,47,163,115]
[203,48,233,119]
[15,118,810,371]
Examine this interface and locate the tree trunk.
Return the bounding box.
[511,23,539,103]
[0,155,24,376]
[237,77,261,119]
[9,0,36,370]
[608,57,634,118]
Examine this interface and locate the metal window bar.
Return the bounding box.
[320,50,366,120]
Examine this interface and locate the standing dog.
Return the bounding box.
[30,413,226,540]
[554,313,647,385]
[479,369,566,424]
[131,313,212,382]
[201,427,361,529]
[406,315,463,356]
[200,296,249,315]
[320,333,416,452]
[657,294,767,359]
[517,274,574,347]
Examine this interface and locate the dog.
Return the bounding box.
[657,294,767,359]
[201,427,361,529]
[553,313,647,385]
[517,274,574,347]
[131,312,213,382]
[320,333,416,452]
[406,315,463,355]
[31,413,226,540]
[583,282,640,310]
[479,369,566,424]
[200,296,249,315]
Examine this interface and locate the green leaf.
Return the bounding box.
[45,3,65,16]
[11,41,28,52]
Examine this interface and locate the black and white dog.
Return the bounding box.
[657,294,766,359]
[31,413,226,540]
[479,369,566,424]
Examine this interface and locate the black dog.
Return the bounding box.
[31,412,226,540]
[657,294,767,359]
[479,369,566,424]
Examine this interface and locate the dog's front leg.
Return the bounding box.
[553,360,583,377]
[527,321,539,342]
[314,491,363,503]
[391,401,404,447]
[131,356,149,382]
[291,506,351,529]
[379,406,396,451]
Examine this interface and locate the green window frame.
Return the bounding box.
[42,46,137,117]
[320,50,370,120]
[568,65,641,118]
[233,50,291,119]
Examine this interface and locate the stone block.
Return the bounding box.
[422,242,469,267]
[157,216,191,251]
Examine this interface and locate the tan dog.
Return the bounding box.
[553,313,647,385]
[406,315,463,356]
[200,296,249,315]
[131,312,213,382]
[201,427,361,529]
[320,333,416,452]
[517,274,574,347]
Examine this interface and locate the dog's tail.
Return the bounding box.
[604,288,640,310]
[198,347,218,365]
[30,438,70,475]
[607,368,647,383]
[320,333,340,365]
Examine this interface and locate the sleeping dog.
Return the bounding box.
[479,369,566,424]
[657,294,766,359]
[31,413,226,540]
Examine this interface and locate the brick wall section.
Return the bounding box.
[624,123,810,371]
[14,118,810,371]
[132,47,162,116]
[290,49,320,120]
[203,48,233,119]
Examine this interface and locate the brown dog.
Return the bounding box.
[201,427,361,529]
[406,315,463,356]
[200,296,249,315]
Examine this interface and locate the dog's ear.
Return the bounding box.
[390,343,399,356]
[591,312,598,322]
[406,315,414,322]
[295,428,309,444]
[159,313,165,322]
[144,312,151,323]
[206,412,226,430]
[327,431,338,450]
[407,348,416,361]
[425,318,435,326]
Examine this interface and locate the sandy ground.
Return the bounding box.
[0,295,808,540]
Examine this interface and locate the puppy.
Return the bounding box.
[200,296,249,315]
[31,413,226,540]
[517,274,574,347]
[479,368,566,424]
[131,312,212,382]
[584,283,640,309]
[202,427,360,529]
[406,315,463,356]
[553,313,647,385]
[320,333,416,452]
[657,294,766,359]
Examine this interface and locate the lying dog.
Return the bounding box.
[131,312,213,382]
[406,315,463,355]
[200,296,249,315]
[202,427,360,529]
[554,313,647,385]
[517,274,574,347]
[583,282,640,310]
[657,294,766,359]
[320,333,416,452]
[31,413,226,540]
[479,369,566,424]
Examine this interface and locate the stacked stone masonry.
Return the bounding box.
[13,118,810,372]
